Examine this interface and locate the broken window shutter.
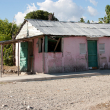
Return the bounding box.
[80,43,86,54]
[99,43,105,54]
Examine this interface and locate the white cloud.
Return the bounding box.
[37,0,85,21]
[15,12,26,25]
[25,3,37,13]
[87,6,98,16]
[15,3,37,25]
[89,0,98,6]
[15,0,86,25]
[82,16,86,20]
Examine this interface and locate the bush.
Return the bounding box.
[3,44,14,66]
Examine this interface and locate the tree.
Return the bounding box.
[98,18,104,23]
[87,20,90,23]
[99,5,110,23]
[0,19,19,41]
[0,19,19,66]
[79,18,85,23]
[105,5,110,23]
[25,10,58,21]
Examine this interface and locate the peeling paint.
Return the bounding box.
[44,37,88,73]
[33,37,110,73]
[98,37,110,69]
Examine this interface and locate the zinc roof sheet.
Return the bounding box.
[27,19,110,37]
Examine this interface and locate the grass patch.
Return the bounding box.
[0,82,12,85]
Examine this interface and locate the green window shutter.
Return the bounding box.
[45,36,48,52]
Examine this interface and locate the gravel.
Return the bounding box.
[0,75,110,110]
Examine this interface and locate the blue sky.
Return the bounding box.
[0,0,110,25]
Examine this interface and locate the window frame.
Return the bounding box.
[80,43,86,54]
[38,36,62,53]
[99,43,105,54]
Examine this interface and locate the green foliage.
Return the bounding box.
[0,19,19,66]
[105,5,110,23]
[0,19,19,40]
[98,18,104,23]
[87,20,90,23]
[105,5,110,16]
[25,10,58,21]
[79,18,85,23]
[3,44,13,66]
[99,5,110,23]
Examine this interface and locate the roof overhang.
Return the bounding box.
[0,35,44,45]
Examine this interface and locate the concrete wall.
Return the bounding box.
[44,37,88,73]
[33,36,110,74]
[98,37,110,69]
[33,38,43,73]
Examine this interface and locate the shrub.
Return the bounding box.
[3,44,14,66]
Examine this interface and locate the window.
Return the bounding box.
[80,43,86,54]
[38,36,62,53]
[48,37,61,52]
[99,43,105,54]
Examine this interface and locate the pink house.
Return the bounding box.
[14,19,110,74]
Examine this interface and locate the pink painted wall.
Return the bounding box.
[33,38,43,73]
[33,36,110,74]
[98,37,110,69]
[44,37,88,73]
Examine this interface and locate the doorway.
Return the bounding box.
[88,40,98,69]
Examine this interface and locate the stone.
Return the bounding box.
[2,104,8,108]
[15,70,17,73]
[24,101,26,105]
[8,70,13,73]
[21,72,28,75]
[26,105,33,109]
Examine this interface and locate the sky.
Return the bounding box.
[0,0,110,25]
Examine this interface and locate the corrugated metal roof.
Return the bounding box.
[27,19,110,37]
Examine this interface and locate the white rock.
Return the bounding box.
[2,104,8,108]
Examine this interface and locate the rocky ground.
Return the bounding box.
[0,75,110,110]
[3,66,18,74]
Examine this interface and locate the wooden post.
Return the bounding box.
[13,43,15,65]
[0,44,3,78]
[54,38,60,52]
[42,37,45,73]
[2,45,4,75]
[18,42,19,76]
[1,45,2,78]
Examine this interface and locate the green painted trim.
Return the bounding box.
[48,39,57,42]
[45,36,48,52]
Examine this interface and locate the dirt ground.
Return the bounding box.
[0,75,110,110]
[1,66,18,77]
[3,65,18,71]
